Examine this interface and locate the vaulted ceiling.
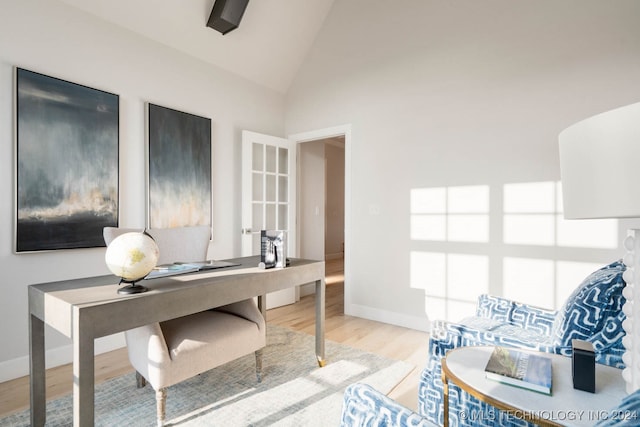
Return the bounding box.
[58,0,336,93]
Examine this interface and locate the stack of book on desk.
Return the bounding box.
[146,260,240,279]
[484,346,552,395]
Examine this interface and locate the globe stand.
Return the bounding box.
[117,278,149,294]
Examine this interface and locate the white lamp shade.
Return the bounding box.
[559,102,640,219]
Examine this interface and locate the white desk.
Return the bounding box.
[29,256,325,426]
[441,346,627,427]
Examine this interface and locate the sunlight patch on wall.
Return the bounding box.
[410,180,621,322]
[504,181,556,213]
[410,252,445,293]
[556,216,618,248]
[449,254,489,296]
[411,251,488,321]
[503,257,554,308]
[410,185,489,242]
[504,257,608,309]
[504,182,617,249]
[410,185,490,321]
[410,215,446,241]
[504,215,555,245]
[501,182,618,310]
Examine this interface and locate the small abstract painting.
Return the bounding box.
[16,68,119,252]
[147,103,211,229]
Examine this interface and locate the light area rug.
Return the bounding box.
[2,324,413,426]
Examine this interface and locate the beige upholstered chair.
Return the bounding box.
[104,226,266,427]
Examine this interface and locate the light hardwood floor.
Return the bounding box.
[0,258,429,417]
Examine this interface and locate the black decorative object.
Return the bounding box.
[572,339,595,392]
[16,68,119,252]
[259,230,286,269]
[207,0,249,35]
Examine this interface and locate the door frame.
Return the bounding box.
[288,124,352,314]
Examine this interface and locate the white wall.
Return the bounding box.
[299,141,326,261]
[286,0,640,330]
[325,141,345,258]
[0,0,284,381]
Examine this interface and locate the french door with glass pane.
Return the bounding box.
[241,130,297,308]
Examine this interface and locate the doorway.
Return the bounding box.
[289,125,351,309]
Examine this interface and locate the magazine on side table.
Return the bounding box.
[484,346,552,395]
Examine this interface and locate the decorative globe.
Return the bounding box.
[105,232,159,283]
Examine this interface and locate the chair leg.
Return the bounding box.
[156,388,167,427]
[136,371,147,388]
[255,349,263,383]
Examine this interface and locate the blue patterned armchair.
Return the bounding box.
[340,382,640,427]
[419,260,627,426]
[341,383,437,427]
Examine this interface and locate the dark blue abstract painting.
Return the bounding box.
[16,68,119,252]
[147,103,211,229]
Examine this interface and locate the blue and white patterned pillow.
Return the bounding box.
[552,260,626,351]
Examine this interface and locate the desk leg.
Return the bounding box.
[73,309,94,426]
[442,365,449,427]
[29,313,46,427]
[315,278,326,367]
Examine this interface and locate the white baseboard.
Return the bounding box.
[301,284,428,332]
[345,302,430,333]
[0,333,126,383]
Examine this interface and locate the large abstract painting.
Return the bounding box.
[147,103,211,229]
[16,68,119,252]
